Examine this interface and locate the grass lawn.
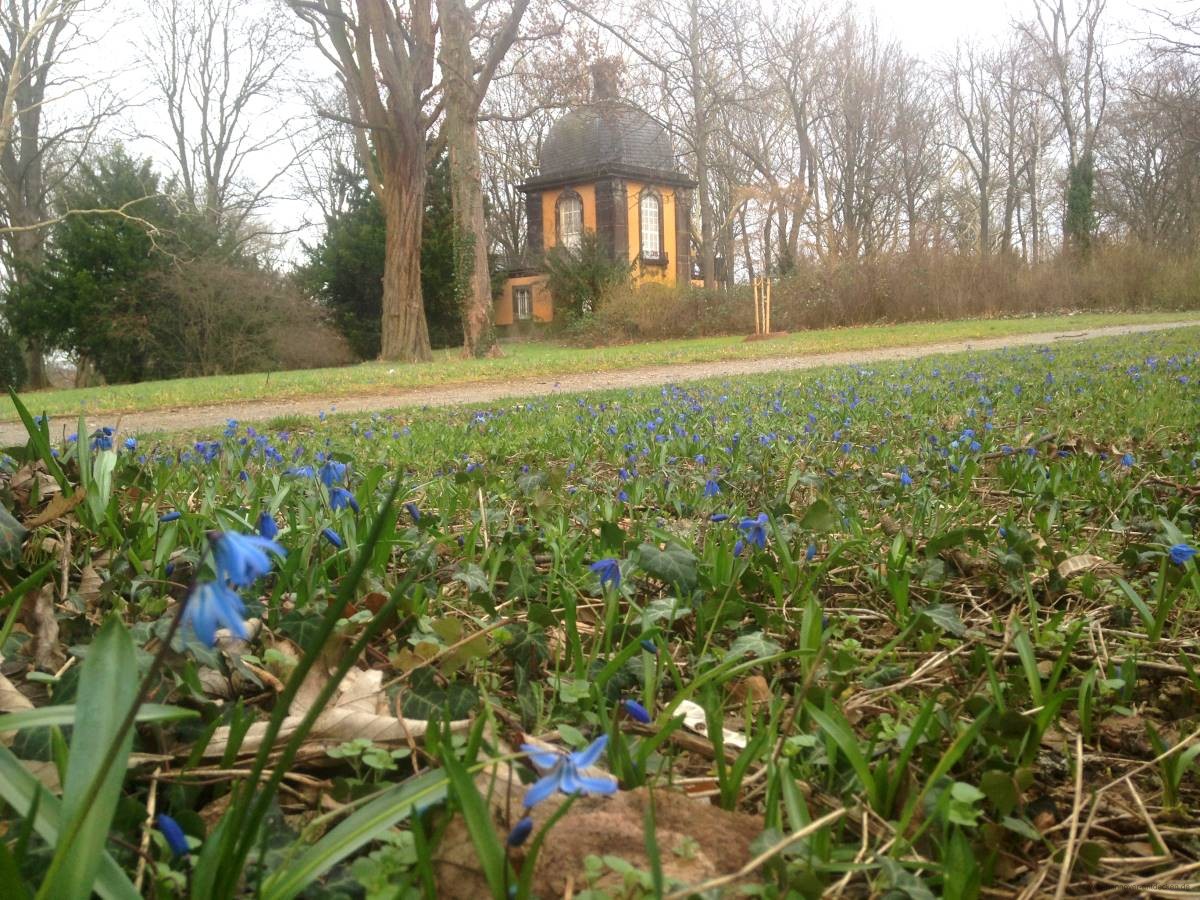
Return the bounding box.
[4,310,1197,422]
[1,326,1196,895]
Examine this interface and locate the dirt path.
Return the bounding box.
[3,321,1194,444]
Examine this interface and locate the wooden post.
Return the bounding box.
[753,277,761,335]
[765,278,771,335]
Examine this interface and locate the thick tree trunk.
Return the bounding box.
[7,210,50,388]
[380,156,432,362]
[439,0,498,359]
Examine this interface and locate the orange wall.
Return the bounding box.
[625,181,678,286]
[494,274,551,326]
[496,179,681,325]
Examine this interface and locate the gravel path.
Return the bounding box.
[3,321,1194,444]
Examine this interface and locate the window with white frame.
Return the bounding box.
[514,285,533,321]
[558,194,583,251]
[640,192,662,260]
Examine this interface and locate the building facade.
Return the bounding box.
[495,79,696,331]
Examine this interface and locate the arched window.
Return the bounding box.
[556,192,583,252]
[640,191,663,262]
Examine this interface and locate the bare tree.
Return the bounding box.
[1017,0,1108,251]
[944,43,998,255]
[814,14,909,258]
[437,0,529,358]
[1099,53,1200,248]
[289,0,436,363]
[0,0,108,386]
[141,0,304,244]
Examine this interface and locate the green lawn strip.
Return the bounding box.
[4,311,1196,422]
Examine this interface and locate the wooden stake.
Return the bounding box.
[753,277,761,335]
[765,278,772,335]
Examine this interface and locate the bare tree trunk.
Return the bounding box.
[380,157,432,362]
[1028,152,1040,264]
[738,204,754,282]
[438,0,499,358]
[687,0,717,288]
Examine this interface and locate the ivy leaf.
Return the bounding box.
[636,543,697,592]
[799,497,836,532]
[452,563,489,594]
[728,632,782,660]
[642,598,693,627]
[920,604,967,637]
[398,669,478,720]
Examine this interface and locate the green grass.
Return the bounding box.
[2,327,1198,896]
[6,311,1196,422]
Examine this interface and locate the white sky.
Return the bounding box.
[857,0,1151,57]
[65,0,1174,263]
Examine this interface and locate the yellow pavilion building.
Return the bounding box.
[494,76,696,331]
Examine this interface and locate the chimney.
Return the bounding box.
[590,59,620,101]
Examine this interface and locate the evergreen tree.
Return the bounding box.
[299,155,459,358]
[4,147,183,383]
[542,232,631,321]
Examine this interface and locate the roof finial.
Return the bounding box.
[590,58,621,101]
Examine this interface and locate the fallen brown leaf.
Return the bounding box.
[25,584,64,671]
[203,662,469,757]
[22,488,86,529]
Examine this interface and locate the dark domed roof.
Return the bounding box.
[535,101,676,182]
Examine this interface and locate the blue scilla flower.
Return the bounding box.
[155,813,190,857]
[405,502,421,523]
[507,816,534,847]
[330,487,359,513]
[622,699,652,724]
[1169,543,1197,566]
[734,513,769,556]
[703,479,720,498]
[256,510,278,540]
[124,437,137,451]
[159,510,182,523]
[590,558,621,591]
[184,581,247,646]
[640,639,658,654]
[211,531,284,587]
[617,489,629,503]
[286,465,315,478]
[710,513,730,523]
[899,469,912,487]
[322,527,343,548]
[1121,453,1134,468]
[521,736,618,809]
[319,459,347,487]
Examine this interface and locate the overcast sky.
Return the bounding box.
[859,0,1150,56]
[91,0,1169,262]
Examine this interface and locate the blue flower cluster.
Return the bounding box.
[183,531,285,646]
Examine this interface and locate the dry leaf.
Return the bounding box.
[77,564,103,606]
[22,488,86,529]
[22,760,60,793]
[197,667,232,699]
[202,662,470,758]
[676,698,748,749]
[25,584,64,671]
[0,669,33,749]
[1056,554,1115,580]
[9,465,61,505]
[730,675,770,705]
